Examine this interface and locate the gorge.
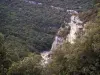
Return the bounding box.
[1,0,99,75]
[41,10,84,66]
[22,0,93,67]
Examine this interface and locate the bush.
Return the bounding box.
[0,33,11,75]
[45,18,100,75]
[8,53,42,75]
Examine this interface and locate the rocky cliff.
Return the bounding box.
[41,10,85,66]
[51,10,83,51]
[41,8,98,66]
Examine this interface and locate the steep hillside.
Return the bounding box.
[0,0,96,75]
[44,3,100,75]
[0,0,93,53]
[32,0,93,9]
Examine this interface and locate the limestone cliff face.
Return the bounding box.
[51,10,84,51]
[41,10,87,66]
[40,9,97,66]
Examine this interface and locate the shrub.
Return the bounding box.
[8,53,42,75]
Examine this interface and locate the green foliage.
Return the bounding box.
[0,33,5,74]
[4,35,30,62]
[8,53,42,75]
[0,33,11,75]
[0,0,95,75]
[0,0,61,52]
[45,14,100,75]
[94,0,100,4]
[0,0,93,52]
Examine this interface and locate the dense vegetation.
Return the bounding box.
[0,33,11,75]
[0,0,93,52]
[0,0,55,52]
[44,2,100,75]
[0,0,98,75]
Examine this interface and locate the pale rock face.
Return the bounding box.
[50,6,64,11]
[51,36,64,51]
[41,10,84,66]
[24,0,42,5]
[41,36,64,66]
[37,3,42,5]
[67,14,83,43]
[41,51,50,66]
[67,10,78,15]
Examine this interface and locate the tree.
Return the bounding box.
[0,33,11,75]
[8,53,42,75]
[45,9,100,75]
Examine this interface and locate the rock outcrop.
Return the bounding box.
[41,10,84,66]
[51,10,84,50]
